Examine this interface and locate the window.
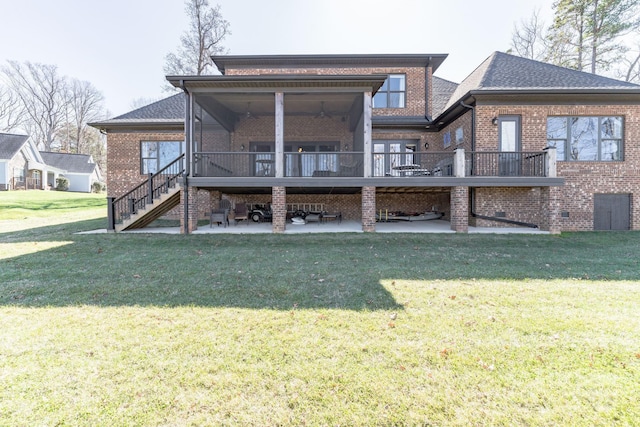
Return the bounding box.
[141,141,184,174]
[373,74,406,108]
[13,167,25,181]
[547,117,623,161]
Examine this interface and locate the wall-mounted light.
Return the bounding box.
[240,144,245,151]
[492,117,499,126]
[344,144,349,151]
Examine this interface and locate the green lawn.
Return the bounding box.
[1,191,639,426]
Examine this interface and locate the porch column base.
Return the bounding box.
[272,186,286,233]
[451,186,469,233]
[362,186,376,232]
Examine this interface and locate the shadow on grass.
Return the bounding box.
[1,220,639,310]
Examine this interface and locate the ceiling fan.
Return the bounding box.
[244,102,259,119]
[315,101,332,119]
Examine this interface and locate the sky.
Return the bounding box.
[0,0,556,118]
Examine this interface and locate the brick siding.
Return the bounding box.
[474,104,640,231]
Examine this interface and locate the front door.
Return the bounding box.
[498,115,521,176]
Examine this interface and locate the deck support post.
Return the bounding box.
[362,186,376,232]
[180,185,199,234]
[450,186,469,233]
[272,186,286,233]
[541,185,561,234]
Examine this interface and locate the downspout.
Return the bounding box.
[460,98,538,229]
[424,61,431,120]
[178,79,191,234]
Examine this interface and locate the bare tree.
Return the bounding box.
[67,79,105,154]
[164,0,231,76]
[511,8,550,61]
[2,61,68,150]
[0,85,22,132]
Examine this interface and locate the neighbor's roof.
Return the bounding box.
[212,53,448,75]
[442,51,640,112]
[40,152,98,174]
[0,133,30,159]
[89,94,185,130]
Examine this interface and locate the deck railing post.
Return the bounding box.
[107,197,115,232]
[454,148,466,177]
[147,173,154,204]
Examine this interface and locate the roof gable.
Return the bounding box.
[0,133,30,160]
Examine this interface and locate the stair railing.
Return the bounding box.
[107,154,185,231]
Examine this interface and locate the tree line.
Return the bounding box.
[0,61,107,171]
[0,0,229,177]
[511,0,640,81]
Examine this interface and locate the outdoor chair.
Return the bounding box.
[233,203,249,225]
[210,199,231,227]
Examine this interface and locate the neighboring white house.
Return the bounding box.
[39,152,103,193]
[0,133,102,193]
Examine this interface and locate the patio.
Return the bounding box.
[78,219,548,235]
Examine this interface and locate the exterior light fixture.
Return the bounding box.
[492,117,499,125]
[240,144,245,151]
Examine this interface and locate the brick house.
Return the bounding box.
[91,51,640,233]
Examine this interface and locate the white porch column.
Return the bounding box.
[41,167,48,189]
[363,91,372,177]
[544,146,557,178]
[454,148,465,177]
[275,92,284,178]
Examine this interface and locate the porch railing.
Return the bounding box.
[189,150,550,179]
[192,152,365,177]
[372,151,455,177]
[467,151,547,177]
[284,152,363,177]
[107,154,184,231]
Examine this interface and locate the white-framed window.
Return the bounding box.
[547,116,623,161]
[373,74,406,108]
[140,141,184,174]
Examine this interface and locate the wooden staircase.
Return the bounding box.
[107,154,185,232]
[115,185,181,232]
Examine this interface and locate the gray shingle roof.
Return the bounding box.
[111,93,184,121]
[90,94,185,129]
[431,76,458,118]
[40,152,97,174]
[0,133,29,159]
[443,51,640,111]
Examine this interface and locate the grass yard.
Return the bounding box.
[1,191,639,426]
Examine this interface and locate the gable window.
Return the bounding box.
[373,74,406,108]
[141,141,184,174]
[547,116,623,161]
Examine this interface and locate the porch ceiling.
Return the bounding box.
[197,92,360,118]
